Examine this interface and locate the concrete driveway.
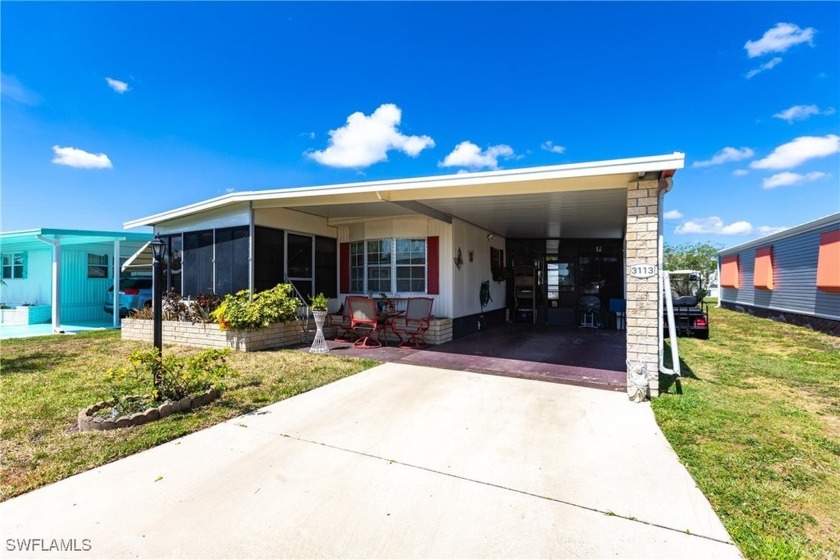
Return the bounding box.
[1,363,741,559]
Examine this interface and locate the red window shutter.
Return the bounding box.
[427,236,440,295]
[720,255,740,288]
[817,230,840,292]
[339,242,350,293]
[753,247,774,290]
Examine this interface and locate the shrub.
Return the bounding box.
[309,292,329,311]
[212,283,300,331]
[106,348,235,403]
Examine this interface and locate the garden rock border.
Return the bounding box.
[77,389,221,432]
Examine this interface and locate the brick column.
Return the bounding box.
[625,179,664,398]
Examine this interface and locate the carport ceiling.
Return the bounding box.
[291,187,628,239]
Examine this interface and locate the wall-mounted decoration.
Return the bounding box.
[468,250,474,262]
[490,247,505,281]
[454,247,464,270]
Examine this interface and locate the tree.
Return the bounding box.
[663,241,722,298]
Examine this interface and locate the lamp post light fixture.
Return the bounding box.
[150,235,166,390]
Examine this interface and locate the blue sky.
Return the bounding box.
[2,2,838,248]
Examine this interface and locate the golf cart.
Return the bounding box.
[663,270,709,340]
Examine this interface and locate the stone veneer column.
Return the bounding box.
[625,178,665,398]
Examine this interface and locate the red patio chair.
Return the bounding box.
[327,299,356,342]
[392,297,433,349]
[347,296,381,348]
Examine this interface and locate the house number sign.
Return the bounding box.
[629,264,657,278]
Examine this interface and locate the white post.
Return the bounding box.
[113,239,120,328]
[36,235,62,332]
[51,242,61,332]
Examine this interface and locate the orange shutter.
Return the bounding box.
[753,247,774,290]
[720,255,740,288]
[816,230,840,292]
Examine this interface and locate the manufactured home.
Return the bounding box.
[718,213,840,336]
[125,153,685,396]
[0,229,152,333]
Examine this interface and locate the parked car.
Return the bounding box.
[104,278,153,318]
[663,294,710,339]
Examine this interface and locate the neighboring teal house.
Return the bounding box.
[0,229,152,333]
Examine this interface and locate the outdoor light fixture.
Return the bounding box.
[150,235,166,381]
[150,235,166,261]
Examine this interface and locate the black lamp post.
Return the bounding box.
[150,235,167,370]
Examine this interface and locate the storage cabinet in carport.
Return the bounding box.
[514,266,536,323]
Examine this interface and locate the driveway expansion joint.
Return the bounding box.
[237,421,737,549]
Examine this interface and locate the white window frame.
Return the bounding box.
[1,252,26,279]
[349,238,427,295]
[87,253,110,279]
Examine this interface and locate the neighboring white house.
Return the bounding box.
[0,229,152,332]
[125,153,685,396]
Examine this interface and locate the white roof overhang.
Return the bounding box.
[125,152,685,238]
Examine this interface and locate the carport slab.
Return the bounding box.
[0,364,739,559]
[324,323,628,391]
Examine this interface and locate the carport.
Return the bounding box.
[126,152,685,397]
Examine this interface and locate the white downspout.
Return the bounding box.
[249,202,255,298]
[36,235,62,333]
[657,204,681,377]
[113,239,120,328]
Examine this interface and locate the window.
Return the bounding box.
[215,226,249,295]
[87,253,109,278]
[183,230,214,297]
[395,238,426,292]
[164,234,183,293]
[349,241,365,293]
[1,252,26,279]
[349,238,427,294]
[314,236,338,298]
[753,247,773,290]
[366,239,392,293]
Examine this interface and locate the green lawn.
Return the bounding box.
[652,305,840,560]
[0,330,378,501]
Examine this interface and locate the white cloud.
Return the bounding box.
[762,171,828,189]
[541,140,566,154]
[693,147,755,168]
[51,145,113,169]
[105,77,129,94]
[772,104,835,123]
[1,73,40,105]
[745,22,816,58]
[307,103,434,168]
[750,135,840,169]
[439,141,516,171]
[675,216,754,235]
[733,169,750,176]
[663,210,684,220]
[746,57,783,79]
[758,225,789,235]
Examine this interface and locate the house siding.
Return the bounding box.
[59,249,115,322]
[720,216,840,331]
[450,218,506,319]
[0,250,52,306]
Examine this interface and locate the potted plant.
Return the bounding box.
[308,293,330,354]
